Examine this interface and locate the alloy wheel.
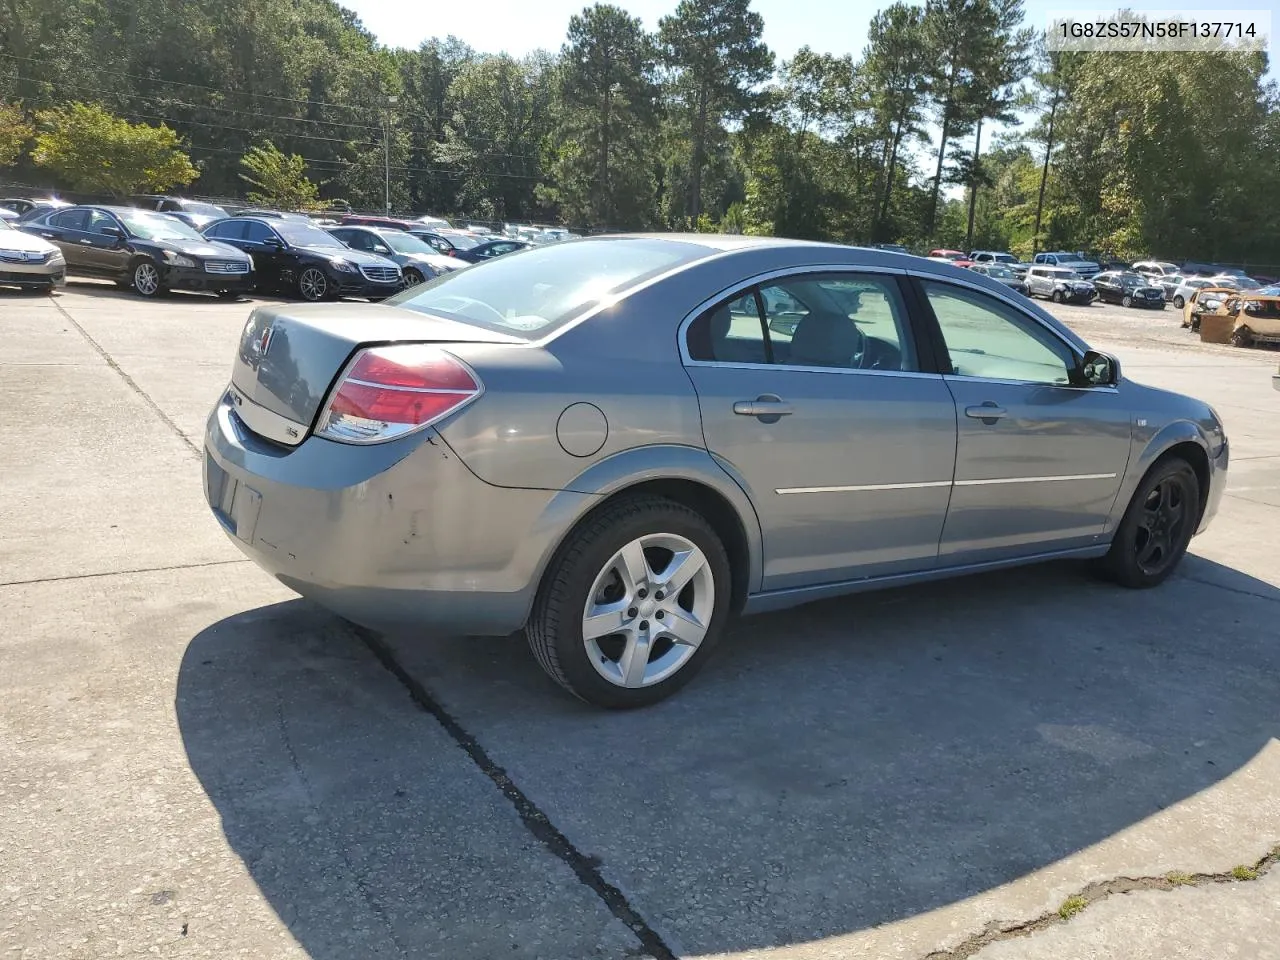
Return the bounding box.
[299,267,329,301]
[404,267,425,286]
[1122,295,1133,307]
[581,532,715,689]
[133,262,160,296]
[1133,477,1188,576]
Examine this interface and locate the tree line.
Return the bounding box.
[2,0,1278,263]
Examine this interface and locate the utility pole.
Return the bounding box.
[384,95,398,217]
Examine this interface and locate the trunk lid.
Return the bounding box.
[228,302,522,446]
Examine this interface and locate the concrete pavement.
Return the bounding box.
[2,282,1277,959]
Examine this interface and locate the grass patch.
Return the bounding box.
[1058,894,1089,920]
[1166,871,1195,886]
[1231,865,1259,881]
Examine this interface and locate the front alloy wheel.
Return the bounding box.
[1102,458,1199,588]
[298,267,330,301]
[133,260,162,297]
[526,497,731,708]
[403,267,425,286]
[1122,295,1134,307]
[1051,289,1064,303]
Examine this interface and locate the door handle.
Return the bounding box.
[733,396,794,419]
[965,403,1007,423]
[78,238,94,244]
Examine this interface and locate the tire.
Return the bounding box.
[1051,290,1064,303]
[1173,295,1185,309]
[216,290,243,301]
[1101,458,1200,588]
[131,258,164,298]
[525,496,732,708]
[1121,295,1133,308]
[1231,326,1253,348]
[403,267,425,286]
[297,266,330,302]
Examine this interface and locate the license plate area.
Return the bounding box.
[205,453,262,543]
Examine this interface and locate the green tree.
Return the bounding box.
[239,141,321,209]
[961,0,1033,248]
[30,102,197,195]
[0,101,32,166]
[658,0,774,223]
[861,4,930,241]
[544,4,659,229]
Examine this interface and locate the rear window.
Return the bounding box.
[386,237,710,338]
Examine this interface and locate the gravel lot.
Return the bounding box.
[2,282,1278,960]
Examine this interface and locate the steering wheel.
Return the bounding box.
[429,295,506,323]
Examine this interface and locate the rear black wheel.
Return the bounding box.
[1101,458,1200,588]
[1231,326,1253,348]
[526,496,732,708]
[1173,295,1185,309]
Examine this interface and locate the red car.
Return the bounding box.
[928,248,974,268]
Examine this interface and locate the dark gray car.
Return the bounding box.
[204,236,1229,707]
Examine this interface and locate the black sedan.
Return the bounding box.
[202,217,402,301]
[20,205,253,298]
[1093,271,1167,309]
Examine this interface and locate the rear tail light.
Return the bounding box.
[316,344,482,444]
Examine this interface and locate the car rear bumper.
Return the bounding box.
[203,393,594,636]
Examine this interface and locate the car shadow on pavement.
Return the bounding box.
[177,556,1280,958]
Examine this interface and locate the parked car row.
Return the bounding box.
[3,202,552,299]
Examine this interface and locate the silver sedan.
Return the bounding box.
[205,237,1229,707]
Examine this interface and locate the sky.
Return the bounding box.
[345,0,1276,79]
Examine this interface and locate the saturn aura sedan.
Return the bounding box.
[0,218,65,291]
[204,236,1228,707]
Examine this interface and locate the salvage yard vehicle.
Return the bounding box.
[21,205,253,298]
[325,225,462,285]
[204,236,1228,707]
[202,216,402,301]
[1032,251,1101,278]
[1092,271,1166,309]
[1181,286,1238,331]
[0,218,65,291]
[1192,292,1280,348]
[1025,265,1097,303]
[968,262,1029,295]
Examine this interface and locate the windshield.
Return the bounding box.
[1118,273,1146,285]
[181,201,228,218]
[276,221,344,248]
[1046,269,1078,280]
[387,237,710,338]
[0,219,12,232]
[441,232,480,250]
[120,212,205,242]
[992,253,1018,263]
[381,231,435,255]
[1232,276,1261,289]
[986,265,1015,278]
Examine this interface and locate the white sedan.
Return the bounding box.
[0,219,65,291]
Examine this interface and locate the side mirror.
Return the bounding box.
[102,225,124,240]
[374,245,392,254]
[1076,350,1121,387]
[262,237,284,249]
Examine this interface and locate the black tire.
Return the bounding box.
[525,496,733,708]
[1231,326,1253,348]
[1121,295,1133,308]
[131,258,165,298]
[1051,290,1064,303]
[1101,458,1200,588]
[403,267,425,286]
[1173,295,1185,309]
[216,290,243,301]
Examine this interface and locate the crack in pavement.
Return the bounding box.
[51,297,201,458]
[0,558,249,588]
[351,624,674,960]
[1177,573,1280,604]
[921,843,1280,960]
